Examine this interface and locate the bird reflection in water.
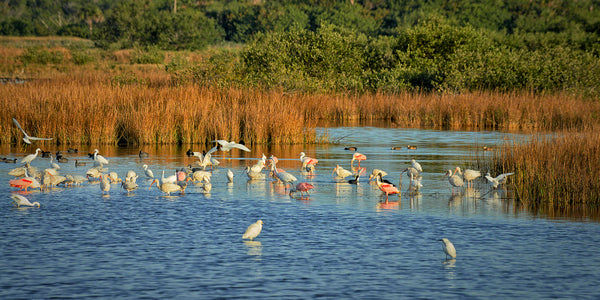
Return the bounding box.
[244,240,263,258]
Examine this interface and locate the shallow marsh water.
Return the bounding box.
[1,127,599,299]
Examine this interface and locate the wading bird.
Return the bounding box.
[439,238,457,259]
[150,179,185,196]
[93,149,109,165]
[332,164,353,179]
[289,182,315,197]
[10,194,40,208]
[13,118,53,144]
[485,172,514,189]
[143,164,154,178]
[375,173,399,202]
[455,167,481,189]
[242,220,264,241]
[351,152,367,168]
[444,169,464,195]
[20,148,42,165]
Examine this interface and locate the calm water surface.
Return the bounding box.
[1,127,599,299]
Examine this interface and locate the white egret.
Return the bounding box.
[439,238,457,259]
[227,169,234,183]
[93,149,109,165]
[20,148,42,164]
[242,220,264,240]
[13,118,53,144]
[10,194,40,208]
[143,164,154,178]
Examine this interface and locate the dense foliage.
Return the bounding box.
[1,0,599,95]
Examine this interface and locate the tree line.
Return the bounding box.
[2,0,599,95]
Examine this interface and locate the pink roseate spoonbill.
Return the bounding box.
[444,169,464,195]
[332,165,353,179]
[10,194,40,208]
[212,140,251,152]
[13,118,53,145]
[93,149,109,165]
[375,173,400,202]
[299,152,318,168]
[455,167,481,189]
[485,172,514,189]
[20,148,42,165]
[176,170,187,182]
[242,220,264,241]
[351,152,367,168]
[150,179,185,196]
[289,182,315,197]
[10,177,34,191]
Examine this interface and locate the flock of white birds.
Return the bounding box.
[7,120,516,259]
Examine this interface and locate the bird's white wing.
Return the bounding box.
[496,172,514,182]
[231,143,251,152]
[485,174,496,183]
[28,136,53,141]
[206,146,219,155]
[12,118,29,136]
[212,140,228,147]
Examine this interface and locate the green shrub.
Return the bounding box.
[19,47,64,65]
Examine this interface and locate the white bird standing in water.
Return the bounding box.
[143,164,154,178]
[444,169,464,195]
[227,169,234,183]
[100,174,111,195]
[242,220,264,240]
[411,159,423,172]
[10,194,40,208]
[439,238,457,259]
[13,118,53,144]
[21,148,42,165]
[93,149,109,165]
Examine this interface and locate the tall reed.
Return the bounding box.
[1,72,599,145]
[479,129,600,214]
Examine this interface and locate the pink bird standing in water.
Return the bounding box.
[375,173,399,202]
[289,182,315,198]
[351,152,367,168]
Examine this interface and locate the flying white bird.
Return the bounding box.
[13,118,53,144]
[212,140,251,152]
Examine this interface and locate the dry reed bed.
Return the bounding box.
[1,73,599,145]
[480,130,600,210]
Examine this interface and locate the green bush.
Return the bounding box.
[19,47,64,65]
[130,47,164,64]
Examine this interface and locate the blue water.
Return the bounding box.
[1,127,599,299]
